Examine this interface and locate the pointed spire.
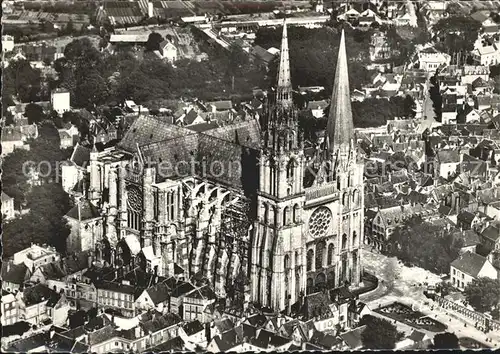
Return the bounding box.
[276,19,292,108]
[326,29,354,154]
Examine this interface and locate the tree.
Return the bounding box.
[429,75,443,122]
[24,103,45,124]
[3,59,43,103]
[359,315,404,349]
[145,32,164,52]
[464,278,500,313]
[403,95,416,118]
[433,16,481,54]
[431,332,459,349]
[1,149,33,208]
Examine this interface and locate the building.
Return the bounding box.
[2,35,14,52]
[64,199,103,254]
[84,21,364,313]
[96,280,137,317]
[158,41,178,63]
[417,47,451,72]
[13,244,60,272]
[2,191,16,220]
[472,45,500,66]
[182,285,217,322]
[1,262,31,293]
[450,251,498,290]
[1,292,19,326]
[51,89,71,114]
[61,143,91,194]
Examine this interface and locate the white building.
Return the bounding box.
[159,41,178,63]
[472,45,500,66]
[450,251,498,291]
[2,191,16,220]
[418,47,451,72]
[2,35,14,52]
[51,89,71,114]
[13,244,60,272]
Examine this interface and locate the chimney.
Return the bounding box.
[148,2,154,18]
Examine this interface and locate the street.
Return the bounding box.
[360,247,499,348]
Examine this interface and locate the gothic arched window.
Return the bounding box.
[353,231,358,246]
[353,189,360,207]
[293,204,300,223]
[315,241,326,270]
[287,159,296,179]
[343,192,349,207]
[327,243,334,265]
[284,254,290,270]
[283,206,289,226]
[342,233,348,250]
[263,203,269,224]
[307,249,314,272]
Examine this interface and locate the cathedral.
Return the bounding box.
[84,21,364,312]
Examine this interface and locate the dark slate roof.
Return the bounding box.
[88,325,116,346]
[182,320,204,336]
[145,281,170,305]
[5,332,48,352]
[70,144,91,168]
[251,45,275,63]
[37,262,67,280]
[23,283,56,306]
[2,262,29,284]
[453,230,481,247]
[65,199,100,221]
[170,281,195,298]
[63,251,90,275]
[151,336,185,351]
[481,225,500,242]
[451,251,489,277]
[340,325,366,349]
[141,312,182,333]
[246,314,268,327]
[118,115,191,152]
[437,150,460,164]
[408,329,426,342]
[96,280,136,295]
[457,210,476,224]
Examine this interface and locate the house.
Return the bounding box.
[158,40,178,63]
[450,251,498,290]
[30,262,67,284]
[472,45,500,66]
[46,292,71,326]
[2,291,20,326]
[435,150,461,178]
[19,283,60,325]
[479,224,500,252]
[64,199,103,254]
[1,262,31,293]
[179,319,206,347]
[456,210,480,230]
[372,204,434,241]
[208,100,233,112]
[51,88,71,114]
[135,281,170,313]
[1,126,29,156]
[2,35,14,52]
[2,191,16,220]
[453,230,481,254]
[251,45,276,66]
[177,108,205,126]
[96,280,138,317]
[307,100,329,118]
[337,7,360,22]
[59,130,74,149]
[13,244,60,272]
[418,47,451,72]
[339,325,366,350]
[182,285,217,322]
[61,143,91,194]
[169,281,196,316]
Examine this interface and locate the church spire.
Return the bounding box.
[326,29,354,154]
[276,19,292,108]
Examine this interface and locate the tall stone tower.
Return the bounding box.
[319,29,364,289]
[251,20,307,311]
[251,28,364,312]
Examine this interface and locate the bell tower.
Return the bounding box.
[251,19,307,311]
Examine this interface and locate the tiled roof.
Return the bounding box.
[151,336,185,351]
[37,262,67,280]
[451,251,489,277]
[96,280,136,295]
[182,320,204,336]
[141,312,182,333]
[63,251,90,275]
[65,199,100,221]
[481,225,500,242]
[437,150,460,164]
[209,100,233,111]
[145,281,170,305]
[2,261,29,284]
[5,332,48,352]
[340,325,366,349]
[70,144,91,168]
[453,230,480,247]
[23,283,56,306]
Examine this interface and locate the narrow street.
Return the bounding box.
[360,248,499,348]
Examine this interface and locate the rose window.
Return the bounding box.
[309,206,332,238]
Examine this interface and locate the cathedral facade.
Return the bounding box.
[86,22,364,312]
